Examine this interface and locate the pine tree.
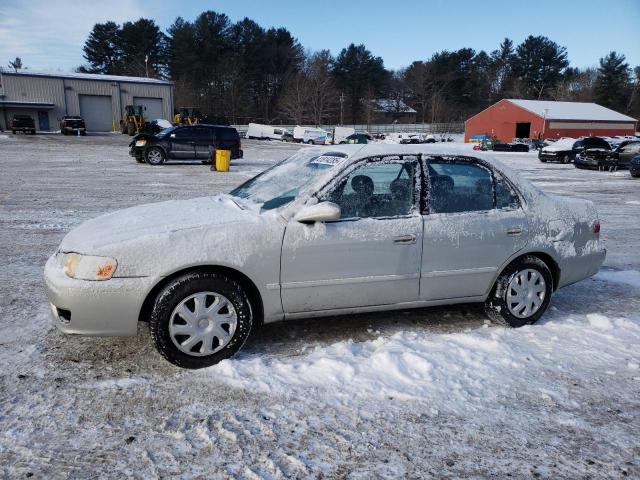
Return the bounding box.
[82,22,122,74]
[118,19,167,78]
[594,52,631,112]
[513,36,568,99]
[332,44,388,123]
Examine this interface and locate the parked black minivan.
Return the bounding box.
[129,124,243,165]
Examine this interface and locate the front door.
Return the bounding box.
[169,127,196,159]
[37,111,49,131]
[421,157,529,300]
[281,156,423,313]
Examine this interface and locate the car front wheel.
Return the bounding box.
[149,272,254,369]
[145,147,165,165]
[485,255,553,328]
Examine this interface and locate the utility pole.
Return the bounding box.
[339,92,345,126]
[541,108,549,139]
[145,55,149,78]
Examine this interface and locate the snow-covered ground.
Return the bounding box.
[0,134,639,479]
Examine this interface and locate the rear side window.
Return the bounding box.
[428,161,493,214]
[495,175,520,209]
[215,128,239,141]
[192,127,212,139]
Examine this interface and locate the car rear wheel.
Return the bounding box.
[145,147,165,165]
[149,272,254,369]
[562,154,570,164]
[539,158,547,163]
[485,256,553,328]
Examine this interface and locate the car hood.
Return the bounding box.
[60,194,257,253]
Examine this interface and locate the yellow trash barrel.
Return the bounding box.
[215,149,231,172]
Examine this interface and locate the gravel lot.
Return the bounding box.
[1,133,639,479]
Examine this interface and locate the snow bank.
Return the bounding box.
[201,312,640,411]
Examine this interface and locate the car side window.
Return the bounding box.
[495,175,520,209]
[322,160,417,218]
[173,128,192,139]
[427,160,494,214]
[192,127,212,140]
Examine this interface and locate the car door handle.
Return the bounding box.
[506,227,523,236]
[393,234,417,245]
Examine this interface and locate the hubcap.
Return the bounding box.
[169,291,237,356]
[506,269,546,319]
[148,150,162,163]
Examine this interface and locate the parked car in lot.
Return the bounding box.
[59,116,86,135]
[45,144,606,368]
[630,155,640,178]
[10,115,36,134]
[492,143,530,152]
[129,124,243,165]
[539,136,610,163]
[340,133,370,144]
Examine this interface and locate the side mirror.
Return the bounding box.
[294,201,341,223]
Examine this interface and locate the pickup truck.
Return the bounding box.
[11,115,36,134]
[59,116,86,135]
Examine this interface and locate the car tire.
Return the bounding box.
[12,130,16,134]
[149,271,254,369]
[127,124,136,136]
[539,158,547,163]
[562,154,570,164]
[145,147,165,165]
[485,255,553,328]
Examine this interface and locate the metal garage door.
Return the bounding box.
[79,95,113,132]
[133,97,164,121]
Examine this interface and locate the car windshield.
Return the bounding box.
[230,150,348,211]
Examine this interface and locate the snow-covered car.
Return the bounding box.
[538,137,609,164]
[44,145,606,368]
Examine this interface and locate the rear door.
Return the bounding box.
[420,156,529,300]
[193,126,214,159]
[169,127,196,159]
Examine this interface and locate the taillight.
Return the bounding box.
[593,222,600,234]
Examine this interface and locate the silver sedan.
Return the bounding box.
[44,145,606,368]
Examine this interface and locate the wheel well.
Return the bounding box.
[516,252,560,291]
[138,266,264,326]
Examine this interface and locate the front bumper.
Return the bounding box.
[44,253,156,336]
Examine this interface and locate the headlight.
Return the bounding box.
[63,253,117,280]
[135,139,147,147]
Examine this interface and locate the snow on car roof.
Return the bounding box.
[508,99,636,122]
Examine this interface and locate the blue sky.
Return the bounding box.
[1,0,639,72]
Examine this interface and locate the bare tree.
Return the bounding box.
[8,57,22,72]
[307,50,337,125]
[279,70,309,124]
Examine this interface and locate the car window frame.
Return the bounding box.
[314,154,423,222]
[421,155,522,216]
[172,127,193,139]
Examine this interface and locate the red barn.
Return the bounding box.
[465,99,637,143]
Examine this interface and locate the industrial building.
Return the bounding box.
[465,99,637,142]
[0,70,173,132]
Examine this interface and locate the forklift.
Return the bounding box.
[173,107,202,127]
[120,105,145,136]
